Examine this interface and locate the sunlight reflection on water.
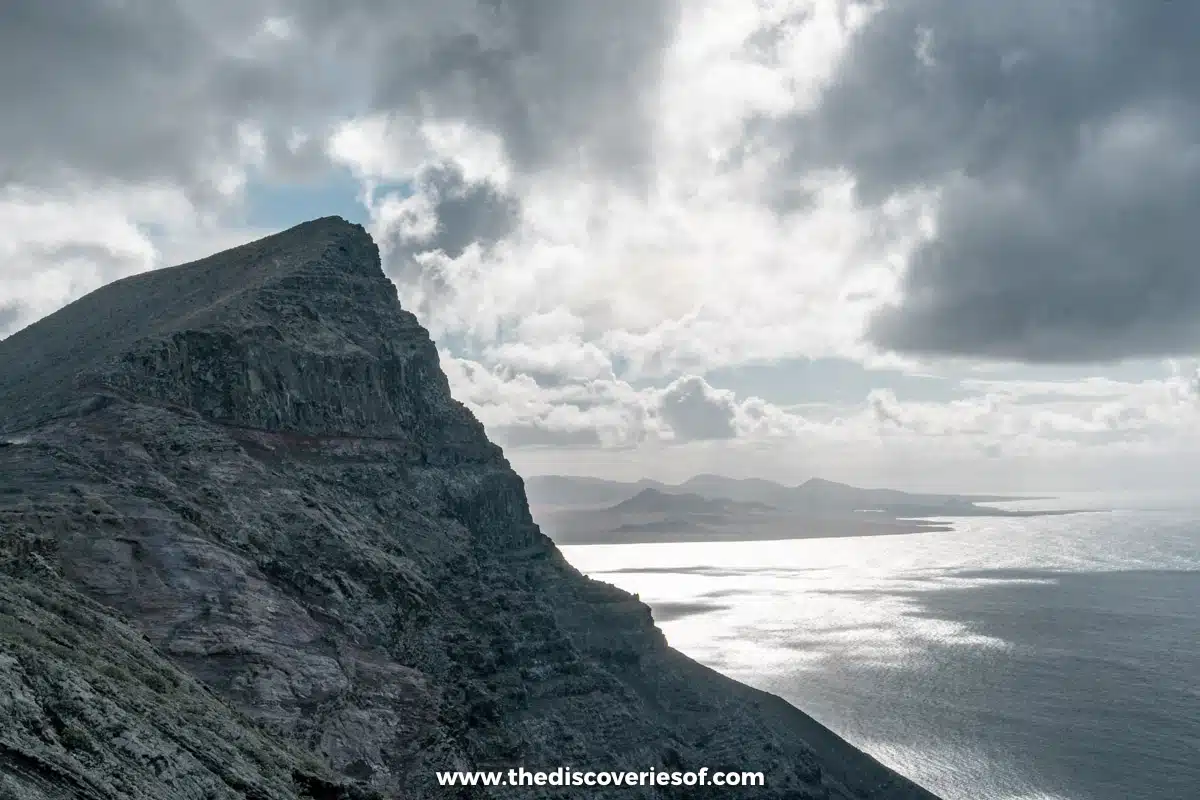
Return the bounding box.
[561,509,1200,800]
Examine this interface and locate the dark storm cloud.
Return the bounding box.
[377,161,521,308]
[416,163,521,259]
[766,0,1200,363]
[0,1,315,195]
[353,0,677,179]
[1,0,678,194]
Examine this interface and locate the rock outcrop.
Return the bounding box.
[0,217,940,799]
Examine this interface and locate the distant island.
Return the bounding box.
[526,474,1084,545]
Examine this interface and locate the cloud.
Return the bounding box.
[494,424,603,449]
[3,0,898,382]
[404,163,520,260]
[441,355,661,450]
[350,0,680,180]
[353,160,523,327]
[658,376,738,441]
[3,3,293,198]
[371,161,520,276]
[867,388,1002,438]
[865,367,1200,454]
[10,0,1200,492]
[761,0,1200,363]
[442,355,817,449]
[449,348,1200,491]
[312,0,904,379]
[2,0,678,198]
[1,0,684,369]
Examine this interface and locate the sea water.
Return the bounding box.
[561,494,1200,800]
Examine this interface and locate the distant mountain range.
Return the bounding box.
[524,472,1032,511]
[525,474,1076,545]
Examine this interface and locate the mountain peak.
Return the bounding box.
[611,487,701,512]
[797,477,851,490]
[0,218,449,440]
[608,487,754,515]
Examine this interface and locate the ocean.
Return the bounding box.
[560,493,1200,800]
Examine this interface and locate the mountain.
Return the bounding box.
[530,474,1047,516]
[536,486,936,546]
[610,488,774,516]
[0,218,938,799]
[523,475,667,508]
[528,476,1075,546]
[676,474,796,505]
[790,478,1018,510]
[524,474,796,511]
[536,498,952,547]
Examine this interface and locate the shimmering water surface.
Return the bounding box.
[562,498,1200,800]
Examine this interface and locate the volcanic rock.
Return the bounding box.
[0,217,939,799]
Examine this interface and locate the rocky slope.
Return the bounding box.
[0,217,940,799]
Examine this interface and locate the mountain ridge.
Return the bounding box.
[0,218,939,799]
[526,473,1038,512]
[610,488,775,515]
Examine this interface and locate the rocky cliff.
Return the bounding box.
[0,217,940,799]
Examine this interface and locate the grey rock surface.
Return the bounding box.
[0,217,941,799]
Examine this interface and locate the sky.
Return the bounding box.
[3,0,1200,493]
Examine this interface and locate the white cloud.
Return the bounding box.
[328,115,434,184]
[314,0,919,381]
[435,346,1200,491]
[6,0,1200,492]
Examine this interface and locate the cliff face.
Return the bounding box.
[0,218,939,799]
